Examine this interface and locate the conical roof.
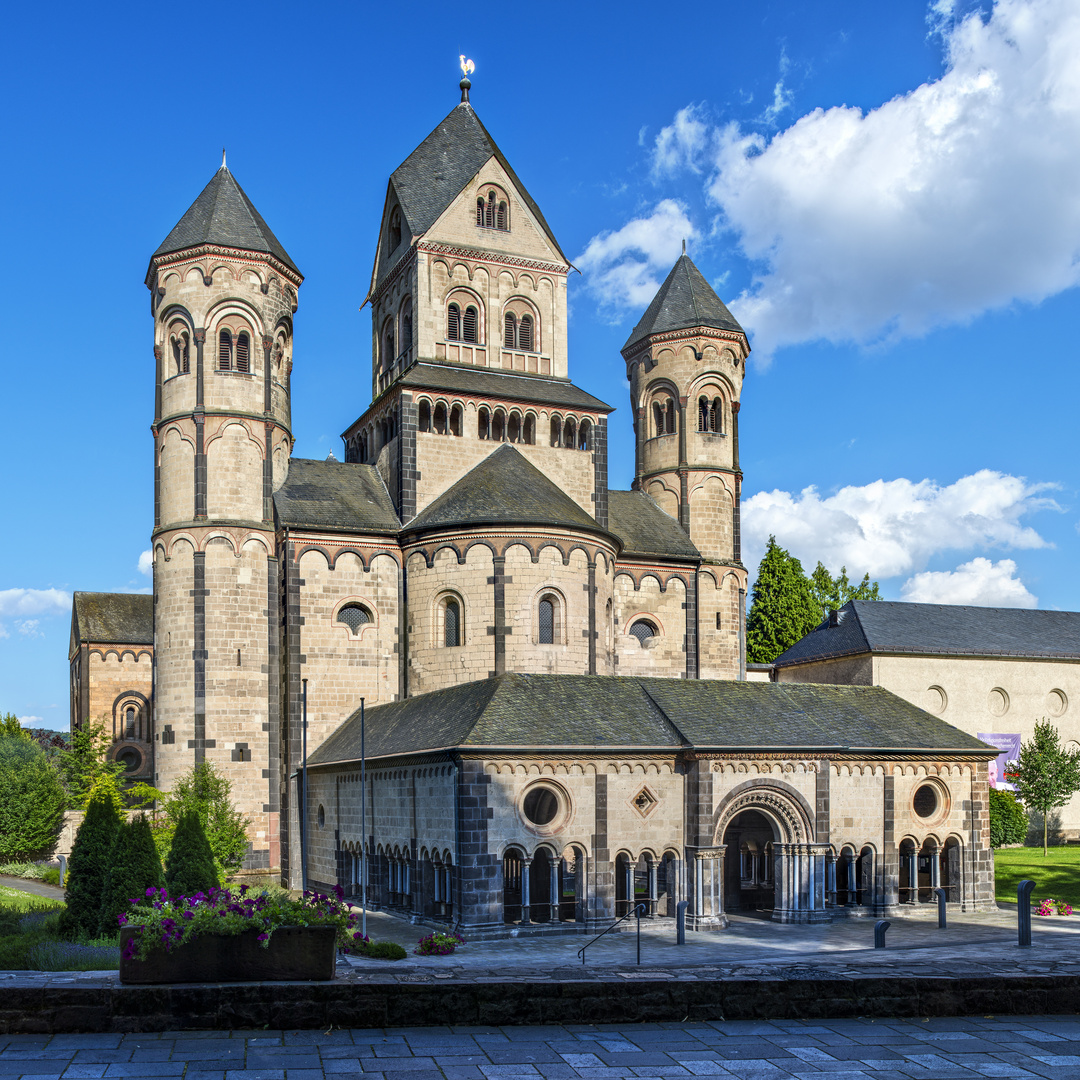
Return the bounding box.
[389,102,567,262]
[152,165,300,275]
[406,444,603,534]
[623,254,743,352]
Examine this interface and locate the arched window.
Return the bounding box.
[629,619,658,644]
[508,413,521,443]
[477,190,510,231]
[418,400,432,433]
[652,402,663,437]
[710,397,722,433]
[504,312,517,348]
[450,403,463,437]
[665,398,676,434]
[478,407,491,440]
[218,329,232,371]
[388,207,402,251]
[337,604,373,636]
[434,402,448,435]
[497,201,508,230]
[523,415,536,445]
[698,397,710,432]
[124,705,137,740]
[235,332,250,373]
[550,417,562,446]
[171,332,190,375]
[563,418,576,448]
[382,320,395,369]
[485,191,496,229]
[518,314,533,351]
[462,305,478,343]
[447,303,461,341]
[492,409,506,442]
[538,594,560,645]
[400,299,413,357]
[443,598,462,647]
[578,420,591,452]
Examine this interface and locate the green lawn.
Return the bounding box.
[995,847,1080,907]
[0,886,64,914]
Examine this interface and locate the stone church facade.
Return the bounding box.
[70,79,998,932]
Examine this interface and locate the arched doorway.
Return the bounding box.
[899,839,918,905]
[659,850,680,917]
[722,810,777,916]
[559,845,586,923]
[503,849,525,924]
[941,837,962,906]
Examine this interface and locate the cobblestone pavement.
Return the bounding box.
[6,1015,1080,1079]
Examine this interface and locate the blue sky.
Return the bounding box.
[3,0,1078,729]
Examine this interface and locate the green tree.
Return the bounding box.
[988,787,1028,848]
[56,722,125,809]
[1009,720,1080,856]
[808,562,882,623]
[0,714,31,741]
[158,761,250,876]
[746,537,820,663]
[98,814,164,937]
[60,784,121,939]
[0,737,66,861]
[165,810,219,897]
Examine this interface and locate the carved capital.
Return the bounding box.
[153,345,162,360]
[194,328,206,344]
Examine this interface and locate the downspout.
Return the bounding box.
[452,751,462,934]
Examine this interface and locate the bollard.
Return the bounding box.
[1018,878,1036,947]
[874,919,890,948]
[57,855,66,889]
[933,886,947,929]
[676,900,688,945]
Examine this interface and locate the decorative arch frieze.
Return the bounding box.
[711,778,816,845]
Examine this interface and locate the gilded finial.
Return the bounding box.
[459,55,475,103]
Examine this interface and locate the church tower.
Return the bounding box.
[146,159,303,873]
[621,253,750,679]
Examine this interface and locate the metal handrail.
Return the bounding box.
[577,903,646,965]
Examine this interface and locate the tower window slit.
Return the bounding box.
[447,303,461,341]
[518,314,533,351]
[236,332,250,373]
[504,313,517,348]
[218,329,232,371]
[462,306,478,343]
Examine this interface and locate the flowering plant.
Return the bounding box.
[1035,898,1073,917]
[119,884,359,960]
[414,930,465,956]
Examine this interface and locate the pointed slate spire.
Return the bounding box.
[623,254,744,352]
[153,163,300,275]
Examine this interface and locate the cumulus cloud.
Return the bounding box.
[17,620,41,638]
[900,557,1038,606]
[575,200,695,312]
[0,588,70,617]
[742,469,1057,581]
[17,716,42,728]
[138,550,153,577]
[629,0,1080,360]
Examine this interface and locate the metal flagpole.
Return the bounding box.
[360,697,366,939]
[301,678,309,893]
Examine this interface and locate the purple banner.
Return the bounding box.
[978,732,1022,790]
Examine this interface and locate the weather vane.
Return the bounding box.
[459,55,475,103]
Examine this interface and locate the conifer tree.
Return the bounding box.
[809,561,881,623]
[165,809,219,898]
[98,814,163,937]
[746,537,820,664]
[60,783,121,939]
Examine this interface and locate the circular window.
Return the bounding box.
[1048,689,1069,717]
[927,686,947,714]
[523,787,559,826]
[629,619,658,644]
[913,784,939,819]
[317,804,326,828]
[988,688,1010,716]
[116,747,142,774]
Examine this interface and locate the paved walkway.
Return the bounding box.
[5,1015,1080,1078]
[0,877,64,902]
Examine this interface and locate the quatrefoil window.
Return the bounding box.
[632,787,658,817]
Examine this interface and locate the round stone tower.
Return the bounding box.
[621,252,750,679]
[146,158,302,873]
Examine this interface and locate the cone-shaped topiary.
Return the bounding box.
[165,809,219,898]
[98,813,164,937]
[60,785,121,939]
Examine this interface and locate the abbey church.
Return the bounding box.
[69,78,998,935]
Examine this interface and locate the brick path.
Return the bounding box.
[5,1015,1080,1079]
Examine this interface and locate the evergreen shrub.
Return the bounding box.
[989,787,1028,847]
[59,786,120,938]
[99,814,163,937]
[164,810,219,897]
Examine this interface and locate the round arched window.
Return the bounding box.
[317,804,326,828]
[913,784,939,819]
[629,619,658,644]
[337,604,373,636]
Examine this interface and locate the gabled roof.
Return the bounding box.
[773,600,1080,667]
[623,255,744,353]
[152,165,300,275]
[608,490,698,560]
[307,673,995,766]
[273,459,399,534]
[406,444,603,535]
[388,103,567,263]
[72,593,153,646]
[392,362,613,414]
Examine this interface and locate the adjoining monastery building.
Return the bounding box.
[69,79,1000,933]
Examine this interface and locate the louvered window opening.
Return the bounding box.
[447,304,461,340]
[235,332,250,373]
[665,400,676,434]
[219,330,232,370]
[539,598,555,644]
[337,604,372,635]
[389,208,402,250]
[476,192,509,231]
[629,619,657,644]
[173,335,190,375]
[698,396,722,433]
[444,599,461,647]
[462,306,478,343]
[504,313,516,347]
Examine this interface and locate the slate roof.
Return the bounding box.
[72,593,153,646]
[623,255,744,352]
[607,490,699,559]
[394,362,613,413]
[307,673,995,766]
[389,103,567,263]
[153,165,300,275]
[773,600,1080,666]
[273,459,400,534]
[406,445,605,535]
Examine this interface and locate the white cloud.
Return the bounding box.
[575,200,696,312]
[17,620,41,638]
[0,588,70,617]
[742,469,1057,581]
[0,625,8,639]
[901,557,1037,607]
[17,715,43,728]
[138,550,153,577]
[638,0,1080,360]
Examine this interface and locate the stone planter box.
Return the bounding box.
[119,925,336,984]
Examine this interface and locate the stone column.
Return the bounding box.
[647,859,659,917]
[687,846,727,930]
[549,858,560,923]
[772,844,799,923]
[624,859,634,917]
[520,857,532,925]
[808,844,832,923]
[906,851,918,904]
